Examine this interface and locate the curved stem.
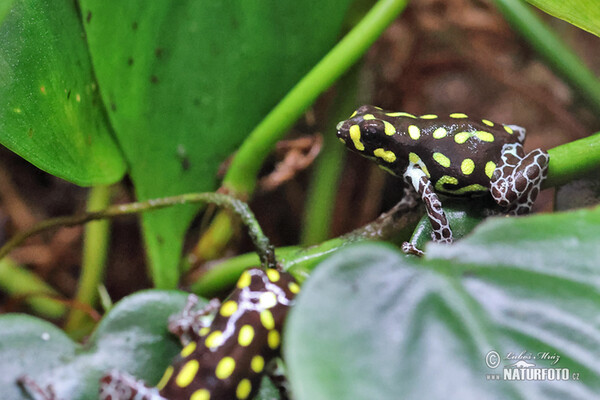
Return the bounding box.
[0,193,276,269]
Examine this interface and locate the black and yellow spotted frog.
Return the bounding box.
[336,105,549,255]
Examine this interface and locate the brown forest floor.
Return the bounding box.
[1,0,599,316]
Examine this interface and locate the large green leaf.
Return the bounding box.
[285,206,600,399]
[0,290,281,399]
[0,0,126,186]
[527,0,600,37]
[79,0,354,288]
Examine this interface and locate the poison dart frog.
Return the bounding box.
[98,267,299,400]
[336,105,549,255]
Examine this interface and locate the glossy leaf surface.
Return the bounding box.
[79,0,353,287]
[285,206,600,399]
[0,0,126,186]
[527,0,600,37]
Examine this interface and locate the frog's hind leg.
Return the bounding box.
[402,163,452,255]
[490,143,549,215]
[99,370,166,400]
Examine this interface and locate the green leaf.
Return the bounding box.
[0,289,283,399]
[79,0,354,288]
[0,0,15,24]
[0,290,189,399]
[0,0,126,186]
[285,207,600,399]
[527,0,600,37]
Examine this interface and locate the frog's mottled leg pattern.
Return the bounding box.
[17,376,58,400]
[490,143,549,215]
[99,370,165,400]
[168,296,221,345]
[402,164,452,255]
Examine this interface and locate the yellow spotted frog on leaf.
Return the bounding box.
[336,105,549,255]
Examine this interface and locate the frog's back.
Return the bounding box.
[337,106,524,197]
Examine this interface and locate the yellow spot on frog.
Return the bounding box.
[362,114,376,120]
[259,291,278,309]
[350,110,357,117]
[236,379,252,399]
[349,125,365,151]
[156,366,174,390]
[175,359,199,387]
[461,158,475,175]
[181,342,197,357]
[482,119,494,127]
[268,330,280,349]
[373,148,397,163]
[220,300,238,317]
[419,114,437,119]
[205,330,224,349]
[251,355,265,373]
[432,152,451,168]
[191,389,211,400]
[445,184,488,195]
[288,282,300,294]
[475,131,494,142]
[386,111,416,118]
[260,310,275,330]
[338,137,346,144]
[238,324,255,347]
[237,271,252,288]
[435,175,459,192]
[215,357,236,380]
[432,127,447,139]
[199,327,210,337]
[408,125,420,140]
[454,131,471,144]
[504,125,514,134]
[383,120,396,136]
[266,269,280,282]
[408,152,420,164]
[485,161,496,178]
[449,113,468,118]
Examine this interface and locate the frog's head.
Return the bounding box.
[336,105,403,172]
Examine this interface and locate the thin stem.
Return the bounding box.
[64,185,112,337]
[0,193,275,270]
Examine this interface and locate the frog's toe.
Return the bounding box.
[402,242,425,257]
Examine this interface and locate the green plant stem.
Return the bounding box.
[491,0,600,114]
[223,0,409,196]
[64,185,112,337]
[0,193,275,270]
[545,131,600,188]
[301,68,360,245]
[192,0,408,262]
[0,257,66,318]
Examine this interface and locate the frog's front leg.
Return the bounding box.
[168,295,221,345]
[490,143,549,215]
[402,162,452,256]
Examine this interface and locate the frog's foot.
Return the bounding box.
[401,242,425,257]
[17,376,58,400]
[168,295,221,345]
[99,370,165,400]
[491,143,549,215]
